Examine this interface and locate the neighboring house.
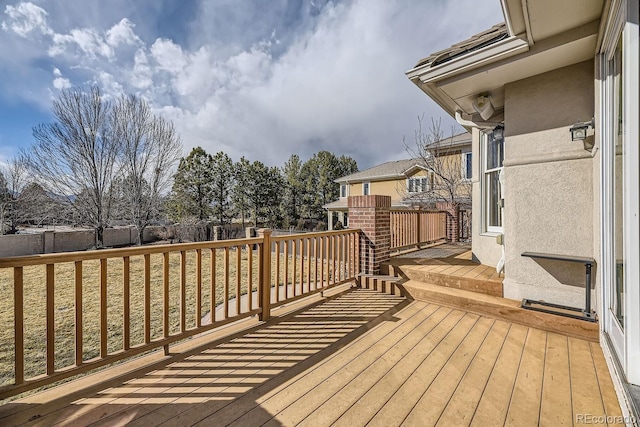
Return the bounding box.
[406,0,639,417]
[324,132,471,230]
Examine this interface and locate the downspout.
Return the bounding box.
[455,110,501,129]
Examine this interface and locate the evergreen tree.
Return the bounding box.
[210,151,235,226]
[232,156,251,228]
[169,147,214,221]
[301,151,358,221]
[281,154,304,228]
[247,161,284,227]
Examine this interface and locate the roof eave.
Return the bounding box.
[405,34,530,85]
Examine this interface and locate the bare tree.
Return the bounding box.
[0,155,31,233]
[27,86,119,247]
[403,115,471,210]
[112,95,182,244]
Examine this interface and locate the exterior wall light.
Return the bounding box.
[493,124,504,140]
[570,118,594,141]
[473,94,494,120]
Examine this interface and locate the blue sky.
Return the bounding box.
[0,0,504,170]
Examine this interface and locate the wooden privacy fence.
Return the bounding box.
[0,228,359,399]
[390,209,447,251]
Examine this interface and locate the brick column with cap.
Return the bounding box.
[436,201,460,243]
[348,195,391,275]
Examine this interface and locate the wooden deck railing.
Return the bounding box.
[390,209,447,251]
[0,228,359,399]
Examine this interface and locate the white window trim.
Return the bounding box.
[362,181,370,196]
[482,131,503,234]
[462,152,472,181]
[407,176,430,193]
[340,184,349,198]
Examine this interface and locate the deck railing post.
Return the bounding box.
[258,228,272,321]
[348,195,391,275]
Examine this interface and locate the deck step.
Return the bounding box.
[397,280,598,342]
[358,274,403,296]
[388,265,503,297]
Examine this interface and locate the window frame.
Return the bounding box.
[362,181,370,196]
[482,130,504,234]
[340,184,349,198]
[407,176,430,193]
[462,152,472,180]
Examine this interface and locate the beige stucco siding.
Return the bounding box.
[501,60,596,308]
[371,179,406,203]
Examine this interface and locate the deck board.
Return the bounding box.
[504,327,546,426]
[435,319,511,426]
[540,333,574,426]
[0,288,624,427]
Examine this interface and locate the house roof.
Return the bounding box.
[335,158,427,184]
[414,23,509,69]
[426,131,472,150]
[337,132,471,184]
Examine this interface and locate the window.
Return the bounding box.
[340,184,349,198]
[462,152,472,180]
[407,177,429,193]
[483,129,503,232]
[363,182,370,195]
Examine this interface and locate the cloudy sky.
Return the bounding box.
[0,0,503,170]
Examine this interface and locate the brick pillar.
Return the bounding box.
[436,202,460,243]
[348,195,391,275]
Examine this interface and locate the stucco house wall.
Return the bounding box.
[501,60,596,307]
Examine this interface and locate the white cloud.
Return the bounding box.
[105,18,140,47]
[0,0,505,168]
[53,76,71,89]
[1,2,52,37]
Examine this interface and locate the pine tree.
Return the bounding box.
[169,147,214,221]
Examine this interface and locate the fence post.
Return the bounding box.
[258,228,272,321]
[414,207,422,248]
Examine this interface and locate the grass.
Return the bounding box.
[0,243,353,389]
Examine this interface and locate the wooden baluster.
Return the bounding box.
[180,251,186,333]
[314,237,319,291]
[144,254,151,344]
[236,246,241,316]
[248,244,253,312]
[74,261,83,366]
[99,259,107,359]
[299,238,304,294]
[332,235,336,285]
[284,241,289,299]
[14,267,24,385]
[224,247,230,319]
[123,256,130,351]
[293,240,298,296]
[210,248,216,324]
[275,241,280,303]
[320,236,325,288]
[196,249,202,328]
[163,252,170,354]
[306,238,311,291]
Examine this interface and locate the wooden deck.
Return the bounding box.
[0,288,623,426]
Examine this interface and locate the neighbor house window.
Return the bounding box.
[340,184,349,198]
[462,152,472,180]
[484,129,503,232]
[363,182,370,195]
[407,177,429,193]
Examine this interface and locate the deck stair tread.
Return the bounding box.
[399,280,598,342]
